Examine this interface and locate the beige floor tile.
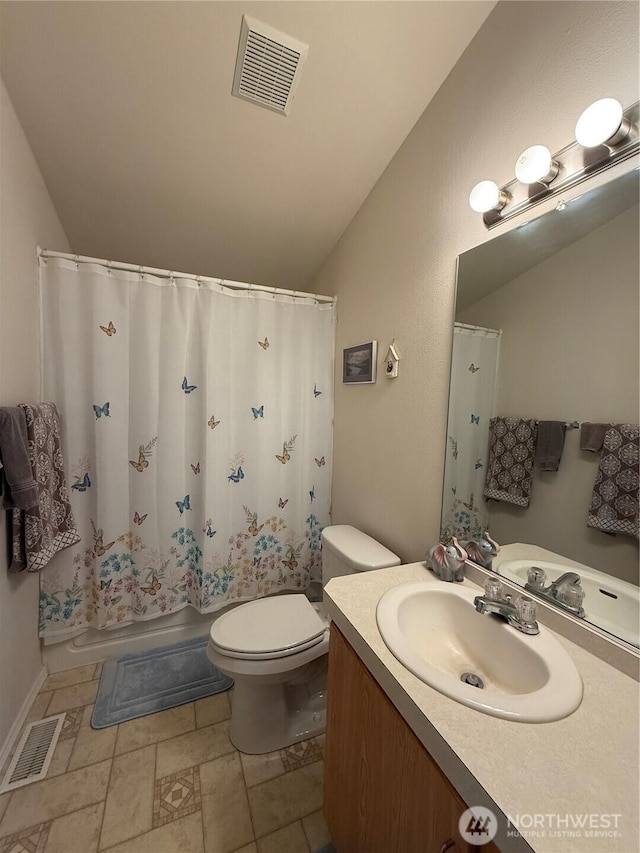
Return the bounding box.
[280,741,322,772]
[44,801,104,853]
[0,759,111,837]
[115,704,195,755]
[47,680,100,715]
[0,793,10,824]
[247,760,324,839]
[47,738,75,778]
[0,820,51,852]
[26,691,53,722]
[100,811,204,853]
[99,745,156,850]
[195,693,231,728]
[200,752,254,853]
[301,810,330,851]
[82,704,95,727]
[58,707,84,741]
[256,821,309,853]
[156,720,234,779]
[314,734,326,757]
[42,665,97,693]
[153,765,201,828]
[231,845,257,853]
[240,749,285,789]
[68,724,117,771]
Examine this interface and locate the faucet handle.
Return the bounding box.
[484,577,503,601]
[527,566,547,590]
[515,596,538,625]
[558,582,585,610]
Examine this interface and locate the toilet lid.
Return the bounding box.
[210,594,326,657]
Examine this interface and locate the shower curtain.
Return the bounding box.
[38,256,335,642]
[441,323,501,542]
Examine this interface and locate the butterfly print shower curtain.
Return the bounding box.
[38,257,334,641]
[440,323,501,543]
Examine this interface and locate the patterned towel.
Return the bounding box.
[587,423,639,539]
[8,402,81,573]
[483,417,538,507]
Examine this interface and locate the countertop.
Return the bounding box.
[324,563,640,853]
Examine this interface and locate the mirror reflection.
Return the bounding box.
[442,167,639,647]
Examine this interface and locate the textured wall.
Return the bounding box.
[0,80,70,748]
[313,1,640,562]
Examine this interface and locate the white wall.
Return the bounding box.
[313,1,640,562]
[458,205,639,584]
[0,80,70,748]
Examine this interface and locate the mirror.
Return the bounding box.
[442,166,639,648]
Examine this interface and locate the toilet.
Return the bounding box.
[206,524,401,754]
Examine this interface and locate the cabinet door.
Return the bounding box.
[324,625,498,853]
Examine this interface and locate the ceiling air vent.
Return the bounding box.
[232,16,308,116]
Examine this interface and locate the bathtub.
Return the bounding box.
[42,582,323,674]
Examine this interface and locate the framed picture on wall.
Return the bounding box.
[343,341,377,384]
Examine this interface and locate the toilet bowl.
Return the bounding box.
[207,525,400,754]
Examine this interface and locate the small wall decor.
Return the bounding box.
[343,341,377,384]
[384,339,400,379]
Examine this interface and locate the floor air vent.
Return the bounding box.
[232,15,308,115]
[0,714,65,793]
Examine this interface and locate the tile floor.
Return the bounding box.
[0,663,331,853]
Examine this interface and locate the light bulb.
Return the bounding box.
[515,145,559,185]
[468,181,508,214]
[575,98,629,148]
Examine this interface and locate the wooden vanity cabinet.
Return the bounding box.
[324,625,499,853]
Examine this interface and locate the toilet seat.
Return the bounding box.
[210,594,328,660]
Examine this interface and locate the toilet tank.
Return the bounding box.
[321,525,401,586]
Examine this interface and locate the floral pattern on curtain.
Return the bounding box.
[441,323,501,543]
[39,257,334,642]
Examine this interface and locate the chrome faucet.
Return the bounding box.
[525,568,585,618]
[473,578,539,635]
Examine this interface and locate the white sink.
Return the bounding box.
[376,581,583,722]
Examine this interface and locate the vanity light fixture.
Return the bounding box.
[514,145,559,185]
[469,99,638,228]
[468,181,509,213]
[575,98,630,149]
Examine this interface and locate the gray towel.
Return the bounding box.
[9,402,81,573]
[587,424,639,540]
[0,406,39,509]
[535,421,566,472]
[580,422,608,453]
[483,417,538,507]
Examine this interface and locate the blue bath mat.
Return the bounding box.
[91,635,233,728]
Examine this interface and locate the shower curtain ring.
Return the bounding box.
[74,254,80,269]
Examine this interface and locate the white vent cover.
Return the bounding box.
[232,16,308,115]
[0,714,65,792]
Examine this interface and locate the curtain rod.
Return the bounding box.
[454,321,502,336]
[37,247,336,305]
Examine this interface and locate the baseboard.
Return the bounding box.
[0,665,48,773]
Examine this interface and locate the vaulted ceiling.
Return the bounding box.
[0,1,495,289]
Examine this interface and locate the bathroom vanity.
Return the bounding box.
[323,563,639,853]
[325,624,499,852]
